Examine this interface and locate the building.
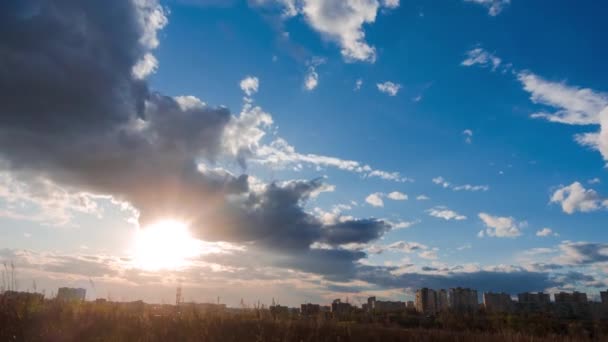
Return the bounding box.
[56,287,86,302]
[518,292,550,305]
[449,287,478,312]
[415,288,437,315]
[406,301,415,310]
[436,289,449,312]
[331,299,352,315]
[483,292,514,312]
[601,290,608,305]
[300,303,321,317]
[517,292,551,312]
[554,291,588,304]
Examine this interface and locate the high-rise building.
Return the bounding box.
[601,290,608,304]
[554,291,588,304]
[415,288,437,315]
[449,287,478,311]
[436,289,449,312]
[56,287,86,302]
[517,292,550,305]
[483,292,513,312]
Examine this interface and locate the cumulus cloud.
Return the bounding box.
[536,228,557,237]
[365,193,384,207]
[377,81,402,96]
[557,241,608,265]
[478,213,525,238]
[387,191,407,200]
[462,47,502,70]
[432,176,489,192]
[550,182,608,214]
[0,0,401,275]
[427,206,467,221]
[240,76,260,96]
[416,195,430,201]
[464,0,511,16]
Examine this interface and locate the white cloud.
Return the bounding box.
[427,206,467,221]
[387,191,407,200]
[478,212,525,238]
[461,47,501,71]
[432,176,489,192]
[0,172,106,226]
[388,219,420,229]
[300,0,397,62]
[354,78,363,91]
[304,57,325,91]
[416,195,430,201]
[550,182,608,214]
[365,193,384,207]
[377,81,401,96]
[382,0,400,9]
[463,129,473,144]
[464,0,510,16]
[588,178,601,184]
[536,228,557,237]
[174,95,206,111]
[518,72,608,165]
[132,53,159,79]
[240,76,260,96]
[419,249,438,260]
[518,72,608,125]
[304,69,319,90]
[255,138,411,182]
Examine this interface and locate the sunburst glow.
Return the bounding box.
[132,220,202,271]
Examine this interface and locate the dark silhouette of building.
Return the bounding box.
[449,287,478,312]
[483,292,514,312]
[601,290,608,305]
[415,288,437,315]
[56,287,86,302]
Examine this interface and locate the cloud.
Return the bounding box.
[588,178,601,184]
[536,228,557,237]
[461,47,502,70]
[377,81,402,96]
[387,191,407,200]
[240,76,260,96]
[518,72,608,125]
[416,195,430,201]
[365,193,384,207]
[254,138,412,182]
[366,191,407,207]
[550,182,608,214]
[299,0,397,62]
[427,206,467,221]
[478,213,525,238]
[303,57,325,91]
[557,241,608,265]
[464,0,511,16]
[432,176,489,192]
[354,78,363,91]
[463,129,473,144]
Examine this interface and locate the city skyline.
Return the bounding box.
[1,0,608,308]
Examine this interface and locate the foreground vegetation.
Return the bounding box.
[1,297,607,341]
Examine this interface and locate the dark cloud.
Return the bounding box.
[560,242,608,264]
[356,266,560,295]
[0,1,391,267]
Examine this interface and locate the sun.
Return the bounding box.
[132,220,202,271]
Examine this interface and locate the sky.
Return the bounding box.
[1,0,608,307]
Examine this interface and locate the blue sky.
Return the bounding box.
[1,0,607,306]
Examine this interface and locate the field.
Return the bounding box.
[1,298,607,341]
